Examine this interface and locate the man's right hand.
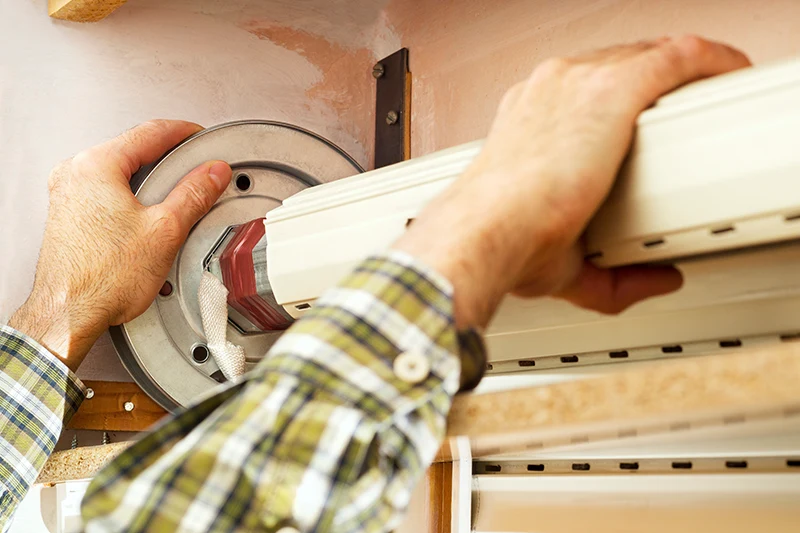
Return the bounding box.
[394,36,751,329]
[9,120,232,372]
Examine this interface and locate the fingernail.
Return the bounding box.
[208,161,232,190]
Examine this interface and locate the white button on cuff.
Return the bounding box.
[276,527,300,533]
[394,350,431,384]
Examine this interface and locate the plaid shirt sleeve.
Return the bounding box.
[0,325,85,533]
[80,251,485,532]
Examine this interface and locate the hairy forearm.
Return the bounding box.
[392,172,556,330]
[8,290,101,372]
[393,220,507,330]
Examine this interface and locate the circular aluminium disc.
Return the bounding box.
[110,121,362,411]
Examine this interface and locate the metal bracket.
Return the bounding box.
[373,48,411,168]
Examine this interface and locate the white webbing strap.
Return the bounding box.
[198,272,246,380]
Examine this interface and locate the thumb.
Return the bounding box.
[556,262,684,315]
[157,161,232,235]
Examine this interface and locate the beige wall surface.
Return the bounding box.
[387,0,800,157]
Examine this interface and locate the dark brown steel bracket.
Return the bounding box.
[373,48,411,168]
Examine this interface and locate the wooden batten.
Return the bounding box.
[48,0,127,22]
[68,380,167,431]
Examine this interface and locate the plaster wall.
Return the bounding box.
[387,0,800,156]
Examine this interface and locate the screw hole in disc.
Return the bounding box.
[159,281,173,297]
[191,344,210,364]
[235,173,252,192]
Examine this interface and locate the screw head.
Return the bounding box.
[372,63,385,79]
[124,401,135,412]
[386,110,399,125]
[85,388,94,399]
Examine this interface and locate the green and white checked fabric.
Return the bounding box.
[81,251,484,532]
[0,325,85,532]
[0,251,484,532]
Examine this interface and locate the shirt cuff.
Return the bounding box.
[379,249,487,391]
[267,249,488,398]
[0,325,85,500]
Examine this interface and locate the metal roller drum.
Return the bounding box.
[110,121,362,410]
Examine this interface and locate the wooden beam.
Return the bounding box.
[49,0,127,22]
[446,340,800,458]
[68,380,167,432]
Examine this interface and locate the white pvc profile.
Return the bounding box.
[266,142,480,313]
[588,57,800,266]
[451,437,472,533]
[475,416,800,462]
[266,57,800,315]
[483,242,800,363]
[473,422,800,531]
[471,473,800,533]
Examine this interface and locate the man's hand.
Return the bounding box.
[9,120,232,371]
[394,36,751,328]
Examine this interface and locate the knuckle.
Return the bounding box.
[534,57,572,78]
[69,148,107,179]
[137,119,166,135]
[673,34,710,55]
[143,118,170,128]
[654,41,689,76]
[666,34,713,65]
[122,124,149,146]
[119,120,165,148]
[71,149,95,170]
[498,82,524,109]
[135,119,177,139]
[47,158,72,190]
